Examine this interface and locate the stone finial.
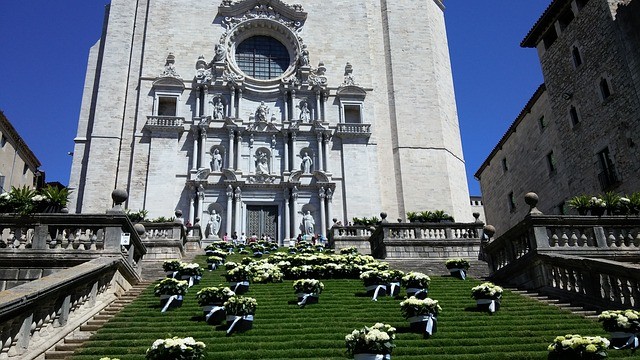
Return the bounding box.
[473,212,480,222]
[108,189,128,214]
[316,61,326,76]
[174,210,184,225]
[133,223,146,236]
[482,225,495,241]
[380,212,388,223]
[524,192,543,215]
[196,55,207,70]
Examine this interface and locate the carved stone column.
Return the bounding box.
[291,132,297,172]
[195,87,201,117]
[191,127,199,171]
[236,133,242,171]
[291,186,299,237]
[316,133,324,172]
[323,133,330,173]
[326,188,333,234]
[228,129,235,170]
[248,134,254,173]
[199,123,208,168]
[271,135,276,174]
[316,90,321,121]
[225,185,233,237]
[203,85,209,117]
[197,184,205,225]
[229,86,236,118]
[282,92,288,121]
[234,187,242,234]
[283,131,290,172]
[319,187,326,237]
[189,190,195,225]
[237,89,243,118]
[283,188,290,245]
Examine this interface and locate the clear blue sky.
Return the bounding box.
[0,1,549,196]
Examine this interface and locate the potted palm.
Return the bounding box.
[145,337,206,360]
[445,258,470,280]
[196,286,235,324]
[154,278,189,312]
[399,296,441,337]
[598,310,640,350]
[224,296,257,334]
[568,195,591,215]
[471,282,502,313]
[293,279,324,306]
[345,323,396,360]
[401,272,430,299]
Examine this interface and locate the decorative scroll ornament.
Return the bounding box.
[247,173,277,184]
[161,53,181,79]
[219,0,306,34]
[222,70,244,85]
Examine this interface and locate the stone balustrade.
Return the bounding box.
[138,221,187,262]
[0,257,135,359]
[330,225,373,254]
[144,115,185,130]
[335,123,371,137]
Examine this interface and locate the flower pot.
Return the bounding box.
[166,271,179,278]
[226,314,254,334]
[160,294,183,312]
[408,314,437,337]
[476,298,500,313]
[405,287,428,299]
[230,281,250,295]
[448,268,466,280]
[365,284,387,301]
[205,250,215,256]
[296,293,319,306]
[353,353,391,360]
[591,207,605,216]
[202,304,226,325]
[181,275,201,287]
[577,208,588,215]
[609,332,639,350]
[386,282,401,297]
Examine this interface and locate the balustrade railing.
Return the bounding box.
[484,215,640,273]
[335,123,371,137]
[145,115,185,129]
[0,257,131,359]
[140,222,186,244]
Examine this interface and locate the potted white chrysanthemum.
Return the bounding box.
[206,255,225,270]
[225,265,251,294]
[547,334,609,360]
[145,337,206,360]
[399,296,441,337]
[401,272,430,299]
[224,296,258,334]
[162,260,183,278]
[345,323,396,360]
[471,282,502,313]
[445,258,470,280]
[360,270,391,301]
[598,309,640,350]
[178,263,203,287]
[196,286,235,324]
[154,278,189,312]
[293,279,324,306]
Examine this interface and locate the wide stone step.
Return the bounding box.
[54,343,82,352]
[45,350,74,359]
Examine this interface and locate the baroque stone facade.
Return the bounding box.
[476,0,640,236]
[69,0,471,243]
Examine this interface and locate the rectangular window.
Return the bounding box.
[501,158,508,172]
[558,201,567,215]
[508,191,516,212]
[0,134,6,148]
[158,97,177,116]
[0,175,5,192]
[344,105,361,123]
[571,47,582,67]
[558,9,575,31]
[538,116,547,131]
[546,151,556,174]
[22,164,28,176]
[569,106,580,127]
[597,147,620,190]
[599,78,611,100]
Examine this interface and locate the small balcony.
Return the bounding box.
[144,116,185,132]
[335,123,371,138]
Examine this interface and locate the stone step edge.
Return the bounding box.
[502,287,599,318]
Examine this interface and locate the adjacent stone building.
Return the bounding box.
[475,0,640,235]
[0,111,42,192]
[69,0,472,243]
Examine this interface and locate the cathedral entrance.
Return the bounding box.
[246,205,278,240]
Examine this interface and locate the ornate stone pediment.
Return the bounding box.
[246,121,280,133]
[247,172,277,184]
[219,0,307,30]
[222,168,238,181]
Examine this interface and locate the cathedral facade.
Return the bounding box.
[69,0,471,243]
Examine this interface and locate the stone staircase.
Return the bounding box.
[506,288,600,319]
[42,280,154,360]
[384,258,491,278]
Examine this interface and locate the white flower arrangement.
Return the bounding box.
[196,286,235,306]
[445,258,470,269]
[547,334,609,360]
[162,260,183,272]
[207,255,224,264]
[293,279,325,295]
[224,296,257,316]
[31,194,46,202]
[179,263,203,277]
[145,337,206,360]
[590,197,607,208]
[247,261,284,283]
[225,265,252,282]
[598,309,640,333]
[360,270,391,287]
[154,278,189,296]
[345,323,396,358]
[399,296,442,318]
[470,282,503,300]
[224,261,238,271]
[401,272,431,289]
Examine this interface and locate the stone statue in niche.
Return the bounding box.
[213,43,227,63]
[301,211,315,236]
[255,101,269,122]
[299,101,310,122]
[255,150,269,174]
[212,98,224,120]
[211,148,222,171]
[301,152,313,173]
[299,44,310,67]
[206,210,222,239]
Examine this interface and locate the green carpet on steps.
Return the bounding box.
[69,253,638,360]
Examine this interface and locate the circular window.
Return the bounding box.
[235,36,290,80]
